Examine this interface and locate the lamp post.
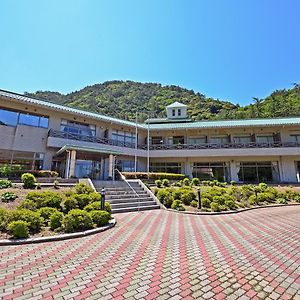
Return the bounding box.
[100,187,105,210]
[147,118,150,179]
[197,188,202,210]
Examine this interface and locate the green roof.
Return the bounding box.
[1,89,300,131]
[55,144,123,156]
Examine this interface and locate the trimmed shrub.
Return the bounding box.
[155,180,162,188]
[21,173,36,188]
[84,201,112,215]
[61,196,78,212]
[89,210,110,227]
[225,199,236,210]
[258,183,268,192]
[249,195,258,205]
[183,178,190,186]
[74,194,92,209]
[17,199,37,211]
[164,194,174,208]
[277,198,288,204]
[294,195,300,203]
[210,202,220,212]
[201,197,211,208]
[181,191,196,205]
[156,189,171,203]
[191,178,200,186]
[0,208,8,231]
[256,192,275,203]
[49,211,64,230]
[122,172,186,180]
[171,200,185,211]
[1,192,17,202]
[0,179,12,189]
[25,191,63,209]
[8,221,29,238]
[62,209,93,233]
[162,179,169,187]
[212,195,226,206]
[190,200,198,208]
[75,182,94,194]
[172,189,182,200]
[8,209,43,232]
[38,207,59,224]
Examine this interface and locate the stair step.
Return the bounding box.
[111,201,157,209]
[112,205,160,214]
[106,193,148,199]
[108,197,153,204]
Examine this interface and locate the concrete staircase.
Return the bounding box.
[92,180,160,214]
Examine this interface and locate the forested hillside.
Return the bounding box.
[24,81,300,122]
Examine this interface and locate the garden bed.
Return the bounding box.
[152,178,300,213]
[0,178,112,240]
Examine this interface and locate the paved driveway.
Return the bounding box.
[0,206,299,300]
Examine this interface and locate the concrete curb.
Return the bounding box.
[168,203,300,216]
[0,218,116,246]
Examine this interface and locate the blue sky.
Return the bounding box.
[0,0,299,105]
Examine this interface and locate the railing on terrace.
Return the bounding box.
[48,129,300,150]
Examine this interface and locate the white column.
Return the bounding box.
[108,154,114,179]
[65,151,71,178]
[69,150,76,178]
[229,161,239,182]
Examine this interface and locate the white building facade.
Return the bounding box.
[1,89,300,183]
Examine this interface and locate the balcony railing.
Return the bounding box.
[48,129,300,151]
[48,129,137,149]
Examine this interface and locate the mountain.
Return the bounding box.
[24,81,300,122]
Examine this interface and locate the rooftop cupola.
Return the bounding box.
[166,102,187,119]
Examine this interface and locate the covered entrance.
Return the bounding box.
[52,145,122,180]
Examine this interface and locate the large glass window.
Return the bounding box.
[192,162,229,181]
[150,162,182,174]
[188,136,206,144]
[256,135,274,143]
[210,136,229,144]
[151,136,163,145]
[116,160,135,172]
[112,130,136,147]
[0,108,48,128]
[60,120,96,136]
[290,135,300,143]
[172,136,185,144]
[233,135,252,143]
[237,161,279,183]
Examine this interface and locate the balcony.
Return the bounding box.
[48,129,137,149]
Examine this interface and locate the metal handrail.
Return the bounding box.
[114,168,140,198]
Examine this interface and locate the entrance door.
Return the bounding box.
[75,160,101,179]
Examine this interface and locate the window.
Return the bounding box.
[60,120,96,136]
[237,161,279,183]
[192,162,229,181]
[0,107,48,128]
[178,109,181,116]
[116,160,135,172]
[172,136,185,144]
[172,109,176,117]
[233,135,252,144]
[151,136,163,145]
[256,135,274,143]
[210,136,229,144]
[150,162,182,174]
[111,130,136,147]
[188,136,206,144]
[291,135,300,143]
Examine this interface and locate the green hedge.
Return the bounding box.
[122,172,186,180]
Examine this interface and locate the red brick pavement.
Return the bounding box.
[0,206,299,300]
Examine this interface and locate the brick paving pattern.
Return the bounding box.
[0,206,299,300]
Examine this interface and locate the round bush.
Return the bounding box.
[201,197,211,208]
[8,221,29,238]
[84,201,112,215]
[21,173,36,188]
[225,199,236,210]
[8,209,43,232]
[162,179,169,187]
[171,200,185,211]
[25,191,63,209]
[190,200,198,208]
[0,179,12,189]
[0,208,9,231]
[210,202,220,212]
[38,207,59,224]
[172,189,182,200]
[1,192,17,202]
[294,195,300,203]
[62,209,93,233]
[74,194,92,209]
[155,180,162,188]
[75,182,94,194]
[191,178,200,186]
[276,198,288,204]
[88,210,110,227]
[156,189,171,203]
[61,196,78,212]
[17,199,37,211]
[49,211,64,230]
[183,178,190,186]
[164,194,174,208]
[181,191,196,205]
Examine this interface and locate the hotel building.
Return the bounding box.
[1,89,300,183]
